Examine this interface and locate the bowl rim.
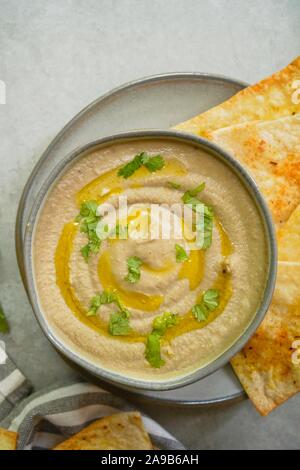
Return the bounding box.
[23,129,277,391]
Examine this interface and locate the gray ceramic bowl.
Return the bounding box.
[23,130,277,391]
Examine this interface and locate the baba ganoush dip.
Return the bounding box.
[33,138,268,380]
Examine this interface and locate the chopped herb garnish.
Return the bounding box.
[202,289,219,310]
[181,183,214,249]
[141,154,165,172]
[192,289,220,322]
[125,256,143,284]
[118,153,144,178]
[152,312,179,336]
[87,291,118,316]
[76,200,102,260]
[167,181,181,190]
[109,308,131,336]
[145,312,178,368]
[87,291,132,336]
[76,200,98,219]
[0,303,9,333]
[192,303,208,322]
[145,334,162,367]
[175,244,188,263]
[182,182,205,201]
[118,152,165,179]
[80,244,91,260]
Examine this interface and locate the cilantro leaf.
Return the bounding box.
[152,311,178,335]
[118,153,144,178]
[87,291,117,316]
[145,332,164,368]
[141,154,165,172]
[203,289,219,311]
[77,200,98,219]
[182,182,205,202]
[192,303,209,322]
[192,289,220,322]
[118,152,165,179]
[81,243,91,261]
[182,194,200,206]
[76,200,102,260]
[109,309,131,336]
[87,291,132,337]
[125,256,143,284]
[0,303,9,333]
[175,244,188,263]
[145,312,179,368]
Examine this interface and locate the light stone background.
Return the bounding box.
[0,0,299,450]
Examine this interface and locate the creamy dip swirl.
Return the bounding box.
[34,139,268,380]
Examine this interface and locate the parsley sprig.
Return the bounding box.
[145,312,179,368]
[192,289,220,322]
[182,182,206,203]
[118,152,165,179]
[87,291,117,316]
[109,308,131,336]
[175,244,188,263]
[87,291,131,336]
[125,256,143,283]
[76,200,102,260]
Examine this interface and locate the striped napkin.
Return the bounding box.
[0,343,32,422]
[0,345,185,450]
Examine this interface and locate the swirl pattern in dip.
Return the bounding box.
[34,139,268,380]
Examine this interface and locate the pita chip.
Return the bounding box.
[209,114,300,227]
[0,427,18,450]
[53,411,153,450]
[231,205,300,415]
[174,56,300,137]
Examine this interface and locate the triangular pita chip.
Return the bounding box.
[0,427,18,450]
[53,411,153,450]
[209,114,300,227]
[174,56,300,137]
[231,205,300,415]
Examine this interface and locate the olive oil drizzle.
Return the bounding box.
[98,249,164,312]
[76,158,187,205]
[55,222,145,343]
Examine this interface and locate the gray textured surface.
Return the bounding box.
[0,0,299,450]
